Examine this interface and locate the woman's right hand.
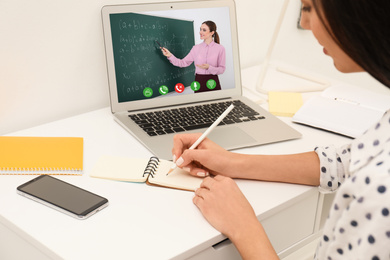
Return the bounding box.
[171,133,241,178]
[161,47,172,58]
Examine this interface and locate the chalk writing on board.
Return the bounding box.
[110,13,196,102]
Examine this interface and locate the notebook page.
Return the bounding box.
[149,160,203,191]
[293,96,383,138]
[90,155,149,182]
[321,84,390,112]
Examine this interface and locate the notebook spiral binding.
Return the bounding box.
[0,167,83,175]
[143,156,160,178]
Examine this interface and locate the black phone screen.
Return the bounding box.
[17,175,108,218]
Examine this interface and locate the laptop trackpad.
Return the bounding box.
[207,126,256,149]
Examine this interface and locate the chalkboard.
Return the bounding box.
[110,12,196,102]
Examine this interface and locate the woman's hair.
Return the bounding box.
[203,21,220,44]
[313,0,390,88]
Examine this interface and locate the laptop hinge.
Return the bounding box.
[126,97,234,113]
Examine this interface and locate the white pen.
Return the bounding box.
[166,104,235,175]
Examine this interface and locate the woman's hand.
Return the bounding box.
[196,63,210,69]
[171,133,240,178]
[193,175,258,237]
[193,175,278,259]
[161,47,172,58]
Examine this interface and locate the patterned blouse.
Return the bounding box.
[314,110,390,260]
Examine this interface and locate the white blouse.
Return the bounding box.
[314,110,390,260]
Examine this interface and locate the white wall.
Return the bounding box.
[268,0,388,94]
[1,0,271,135]
[1,0,388,135]
[1,0,113,135]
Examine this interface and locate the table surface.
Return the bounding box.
[0,66,352,259]
[0,104,350,259]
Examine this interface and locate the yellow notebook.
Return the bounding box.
[0,136,83,175]
[90,155,203,192]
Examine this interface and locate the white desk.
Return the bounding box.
[0,103,350,260]
[0,65,352,260]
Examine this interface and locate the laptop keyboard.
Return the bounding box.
[128,100,265,136]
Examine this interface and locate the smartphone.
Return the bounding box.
[17,175,109,220]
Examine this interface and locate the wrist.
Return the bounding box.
[229,153,255,178]
[229,219,265,257]
[221,152,243,178]
[230,219,278,260]
[229,216,261,243]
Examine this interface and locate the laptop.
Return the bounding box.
[101,0,301,160]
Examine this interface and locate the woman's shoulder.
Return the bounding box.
[211,41,225,50]
[192,42,205,49]
[349,111,390,172]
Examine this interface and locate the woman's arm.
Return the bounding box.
[162,47,195,68]
[174,133,320,259]
[172,133,320,186]
[194,175,279,259]
[235,152,320,186]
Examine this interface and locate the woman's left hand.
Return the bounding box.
[196,63,210,69]
[193,175,258,238]
[193,175,279,259]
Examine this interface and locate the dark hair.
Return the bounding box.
[313,0,390,88]
[202,21,220,44]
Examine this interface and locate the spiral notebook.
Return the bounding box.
[90,155,203,191]
[0,136,83,175]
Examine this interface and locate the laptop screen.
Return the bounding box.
[102,0,241,112]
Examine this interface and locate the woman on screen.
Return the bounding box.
[171,0,390,259]
[161,21,226,92]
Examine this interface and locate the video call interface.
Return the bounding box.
[109,6,235,103]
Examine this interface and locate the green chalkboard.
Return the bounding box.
[110,12,196,102]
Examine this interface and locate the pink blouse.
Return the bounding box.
[167,41,226,75]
